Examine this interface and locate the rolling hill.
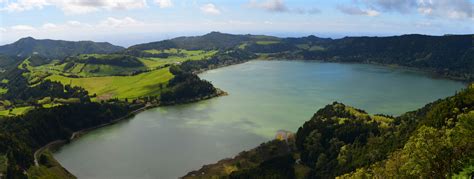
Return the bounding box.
[0,37,124,59]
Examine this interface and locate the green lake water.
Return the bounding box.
[54,60,465,179]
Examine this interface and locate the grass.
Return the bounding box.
[0,87,7,94]
[256,41,280,45]
[309,46,325,51]
[238,43,248,49]
[27,150,75,179]
[144,49,217,60]
[0,106,34,117]
[29,50,216,78]
[32,61,147,78]
[46,67,173,100]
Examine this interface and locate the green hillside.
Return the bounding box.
[185,84,474,178]
[46,67,173,100]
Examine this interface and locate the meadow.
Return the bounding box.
[46,67,173,100]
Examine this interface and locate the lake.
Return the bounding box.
[54,60,465,179]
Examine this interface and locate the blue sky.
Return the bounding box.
[1,0,473,47]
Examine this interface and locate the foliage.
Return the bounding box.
[178,49,257,73]
[160,65,216,104]
[229,154,295,179]
[298,34,474,81]
[183,140,295,178]
[189,85,474,179]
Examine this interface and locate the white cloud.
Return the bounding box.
[352,0,473,20]
[417,0,473,19]
[11,25,36,31]
[338,5,380,17]
[1,0,49,12]
[42,23,57,29]
[155,0,172,8]
[0,27,6,32]
[67,20,82,26]
[366,9,380,17]
[247,0,287,12]
[200,3,220,15]
[1,0,147,14]
[99,17,141,27]
[247,0,319,14]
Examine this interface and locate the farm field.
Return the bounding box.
[46,67,173,100]
[0,106,34,117]
[28,49,216,78]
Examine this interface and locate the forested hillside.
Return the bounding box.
[185,84,474,178]
[298,34,474,80]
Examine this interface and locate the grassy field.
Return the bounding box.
[31,59,148,78]
[3,48,215,103]
[46,67,173,100]
[0,106,34,117]
[29,50,216,78]
[0,87,7,94]
[144,49,217,60]
[256,40,280,45]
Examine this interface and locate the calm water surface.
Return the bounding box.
[54,61,464,179]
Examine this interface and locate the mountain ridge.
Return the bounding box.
[0,37,125,59]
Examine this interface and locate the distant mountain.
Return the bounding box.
[129,31,315,50]
[128,32,250,50]
[0,37,125,59]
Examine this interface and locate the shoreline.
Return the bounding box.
[33,104,155,166]
[262,57,472,83]
[32,89,228,176]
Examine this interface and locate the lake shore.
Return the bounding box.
[32,88,228,177]
[51,60,466,178]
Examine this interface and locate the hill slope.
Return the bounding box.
[0,37,124,59]
[184,84,474,178]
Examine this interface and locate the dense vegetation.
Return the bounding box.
[298,34,474,81]
[179,49,257,73]
[185,84,474,178]
[65,54,144,68]
[159,65,217,104]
